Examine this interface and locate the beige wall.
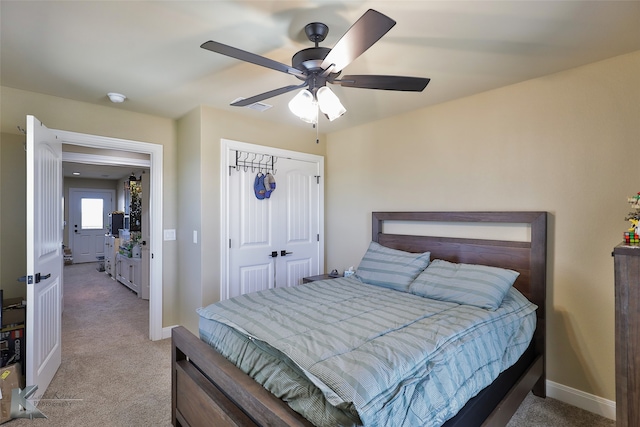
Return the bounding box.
[175,105,326,332]
[176,107,203,333]
[0,86,180,326]
[0,133,27,298]
[325,50,640,401]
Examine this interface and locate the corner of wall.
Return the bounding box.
[176,107,204,329]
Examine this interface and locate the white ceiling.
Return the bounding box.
[1,1,639,134]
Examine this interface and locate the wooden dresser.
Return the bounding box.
[613,244,640,427]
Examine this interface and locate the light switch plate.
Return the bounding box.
[163,229,176,241]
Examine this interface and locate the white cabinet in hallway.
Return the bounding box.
[104,235,120,277]
[116,254,141,296]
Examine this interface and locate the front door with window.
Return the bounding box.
[69,189,114,263]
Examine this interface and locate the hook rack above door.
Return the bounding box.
[231,150,277,175]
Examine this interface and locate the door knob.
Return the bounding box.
[17,272,50,284]
[280,250,293,257]
[269,251,278,258]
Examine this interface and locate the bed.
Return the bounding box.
[172,211,547,427]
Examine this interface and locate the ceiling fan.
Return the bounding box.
[201,9,430,124]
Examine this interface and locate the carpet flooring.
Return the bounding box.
[7,262,615,426]
[10,262,172,426]
[508,392,614,427]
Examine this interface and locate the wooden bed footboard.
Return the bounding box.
[172,325,314,427]
[172,325,543,427]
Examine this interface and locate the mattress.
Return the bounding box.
[197,277,537,427]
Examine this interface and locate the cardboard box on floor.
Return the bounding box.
[2,305,24,328]
[1,298,25,375]
[0,364,21,424]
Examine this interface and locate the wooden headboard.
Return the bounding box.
[372,211,547,396]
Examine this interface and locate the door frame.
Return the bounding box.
[54,129,164,341]
[220,139,325,300]
[68,188,116,262]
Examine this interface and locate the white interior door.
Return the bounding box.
[69,189,114,263]
[226,144,323,299]
[274,158,320,287]
[26,115,63,397]
[228,168,275,297]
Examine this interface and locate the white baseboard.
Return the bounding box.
[546,380,616,420]
[161,325,178,340]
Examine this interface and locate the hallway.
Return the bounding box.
[11,262,171,426]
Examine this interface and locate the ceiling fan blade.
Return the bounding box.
[230,83,308,107]
[201,41,305,78]
[320,9,396,73]
[335,75,430,92]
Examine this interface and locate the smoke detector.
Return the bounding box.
[107,92,127,103]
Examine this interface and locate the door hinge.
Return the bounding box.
[317,234,320,242]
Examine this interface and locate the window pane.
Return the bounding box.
[81,198,103,229]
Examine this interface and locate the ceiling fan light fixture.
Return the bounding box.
[316,86,346,121]
[202,10,429,124]
[288,89,318,124]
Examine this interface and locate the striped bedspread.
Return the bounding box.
[197,277,537,427]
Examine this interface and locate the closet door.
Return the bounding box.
[228,166,275,298]
[227,151,321,298]
[273,157,320,288]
